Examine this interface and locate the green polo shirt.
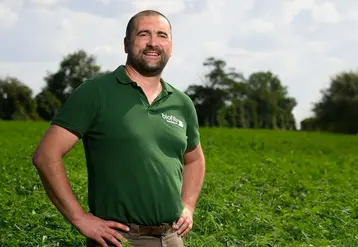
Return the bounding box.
[51,65,200,226]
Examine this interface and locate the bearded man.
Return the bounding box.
[32,10,206,247]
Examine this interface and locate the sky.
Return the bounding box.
[1,0,358,126]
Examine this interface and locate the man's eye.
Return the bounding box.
[139,33,147,37]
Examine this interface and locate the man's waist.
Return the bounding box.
[125,222,175,236]
[88,198,184,226]
[86,223,176,247]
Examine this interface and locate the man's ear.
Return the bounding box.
[169,45,173,57]
[124,37,129,54]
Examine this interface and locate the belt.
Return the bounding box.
[127,223,175,236]
[86,223,175,246]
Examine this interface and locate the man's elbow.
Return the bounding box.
[32,147,56,170]
[32,148,45,169]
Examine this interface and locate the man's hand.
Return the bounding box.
[173,206,194,236]
[73,213,130,247]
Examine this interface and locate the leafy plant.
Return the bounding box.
[0,121,357,246]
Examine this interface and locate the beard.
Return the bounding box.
[127,46,170,76]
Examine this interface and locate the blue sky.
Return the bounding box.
[1,0,358,126]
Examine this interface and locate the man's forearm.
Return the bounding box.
[181,159,205,211]
[34,157,85,225]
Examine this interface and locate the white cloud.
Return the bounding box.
[343,9,358,21]
[0,0,23,29]
[282,0,315,24]
[1,0,358,126]
[131,0,186,15]
[0,3,19,29]
[312,2,340,23]
[2,0,24,9]
[94,0,113,5]
[30,0,58,5]
[241,19,275,33]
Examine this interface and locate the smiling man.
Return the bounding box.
[32,10,206,247]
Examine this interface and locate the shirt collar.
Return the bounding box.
[114,65,173,94]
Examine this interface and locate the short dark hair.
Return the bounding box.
[125,10,172,39]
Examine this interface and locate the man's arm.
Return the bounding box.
[175,143,206,236]
[181,144,206,212]
[32,125,85,224]
[32,125,129,247]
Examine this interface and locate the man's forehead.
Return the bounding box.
[134,15,171,31]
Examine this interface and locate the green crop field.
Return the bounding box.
[0,121,357,247]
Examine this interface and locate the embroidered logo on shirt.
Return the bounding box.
[162,113,184,128]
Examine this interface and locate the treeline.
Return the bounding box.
[1,50,358,135]
[185,57,297,130]
[0,50,109,122]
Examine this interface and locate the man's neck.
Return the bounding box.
[124,64,162,91]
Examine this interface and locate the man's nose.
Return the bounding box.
[147,35,159,46]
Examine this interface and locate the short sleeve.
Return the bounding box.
[185,97,200,151]
[51,80,100,138]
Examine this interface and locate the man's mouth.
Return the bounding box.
[143,50,161,57]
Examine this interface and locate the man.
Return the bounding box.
[32,9,206,247]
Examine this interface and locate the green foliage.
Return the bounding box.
[312,71,358,134]
[246,71,297,130]
[44,50,102,104]
[1,122,357,246]
[0,50,107,123]
[185,57,297,130]
[35,89,61,121]
[300,117,318,131]
[0,77,39,120]
[185,57,231,127]
[217,107,229,127]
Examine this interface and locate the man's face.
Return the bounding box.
[125,15,172,75]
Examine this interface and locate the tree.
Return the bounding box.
[246,71,297,130]
[185,57,232,126]
[300,117,318,131]
[35,89,61,121]
[312,71,358,134]
[185,85,227,126]
[215,70,296,130]
[44,50,102,103]
[185,57,297,130]
[0,77,39,120]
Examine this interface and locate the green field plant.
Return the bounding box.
[0,121,357,246]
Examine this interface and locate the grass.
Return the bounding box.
[0,121,357,246]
